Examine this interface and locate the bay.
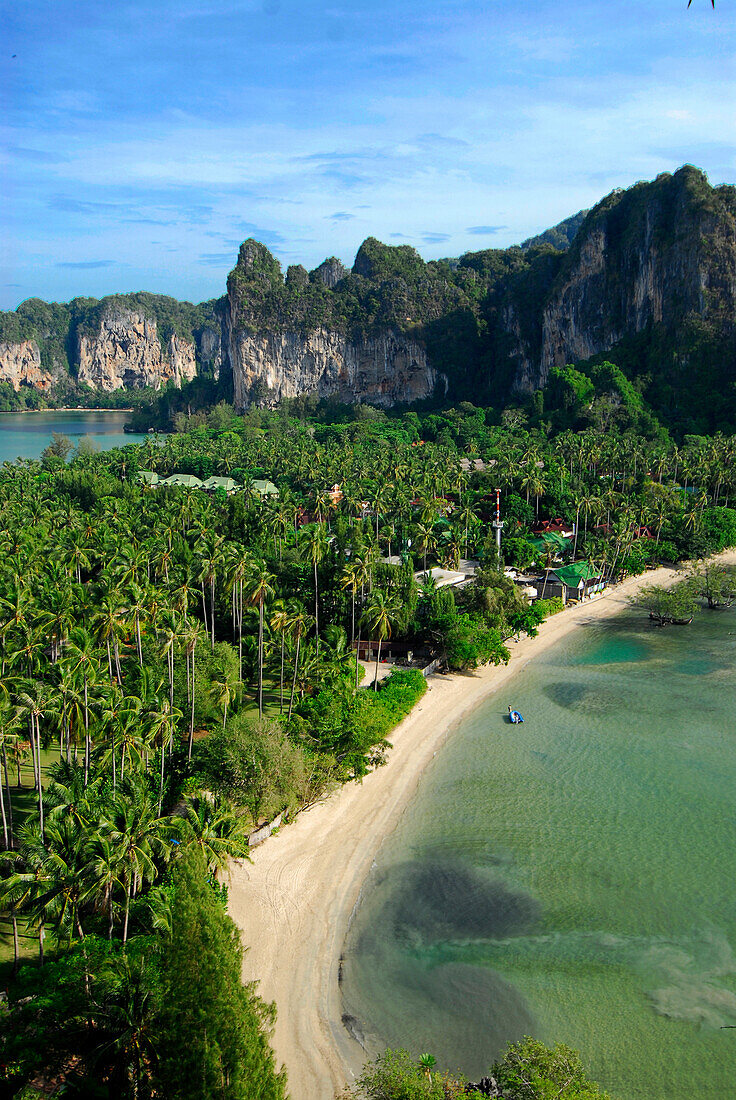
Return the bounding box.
[342,608,736,1099]
[0,410,148,462]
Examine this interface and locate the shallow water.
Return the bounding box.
[342,609,736,1099]
[0,411,147,462]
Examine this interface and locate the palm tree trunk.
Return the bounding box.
[0,764,8,849]
[11,915,19,978]
[279,634,285,712]
[287,634,301,722]
[188,648,196,760]
[159,734,166,815]
[83,675,90,786]
[123,882,132,945]
[313,559,320,656]
[201,581,209,637]
[238,579,244,681]
[258,600,264,718]
[210,577,216,651]
[34,718,44,838]
[374,637,382,690]
[355,629,361,689]
[2,742,13,845]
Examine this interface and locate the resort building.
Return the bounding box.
[542,563,606,603]
[201,476,239,495]
[250,479,279,499]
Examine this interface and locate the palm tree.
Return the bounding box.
[181,620,207,760]
[15,681,49,836]
[286,605,312,722]
[107,780,177,944]
[419,1053,437,1084]
[244,560,275,718]
[269,600,290,713]
[94,590,129,683]
[361,591,401,690]
[180,792,252,879]
[143,698,182,814]
[298,524,327,654]
[63,626,101,783]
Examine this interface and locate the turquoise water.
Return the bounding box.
[342,610,736,1099]
[0,411,148,462]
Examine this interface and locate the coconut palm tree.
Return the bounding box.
[180,792,252,879]
[298,524,327,654]
[285,605,312,722]
[361,590,401,690]
[244,560,276,718]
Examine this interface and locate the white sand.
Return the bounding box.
[228,555,736,1099]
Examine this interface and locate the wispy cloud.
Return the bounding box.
[56,260,116,269]
[2,0,734,308]
[466,225,508,236]
[198,252,235,266]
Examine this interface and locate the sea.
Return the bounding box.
[341,607,736,1099]
[0,410,148,463]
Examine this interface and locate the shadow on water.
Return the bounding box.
[343,861,540,1076]
[543,681,619,715]
[386,862,542,944]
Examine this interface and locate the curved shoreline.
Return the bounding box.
[227,556,736,1099]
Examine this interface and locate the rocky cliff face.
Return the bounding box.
[225,237,447,408]
[229,325,440,408]
[0,339,52,391]
[512,166,736,392]
[77,307,198,392]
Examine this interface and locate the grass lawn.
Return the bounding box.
[238,678,287,721]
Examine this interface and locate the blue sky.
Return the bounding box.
[1,0,733,309]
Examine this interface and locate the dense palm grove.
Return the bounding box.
[1,396,736,1098]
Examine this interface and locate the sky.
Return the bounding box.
[1,0,734,309]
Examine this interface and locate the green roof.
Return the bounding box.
[529,531,568,553]
[161,473,203,488]
[136,470,159,485]
[551,562,601,586]
[202,476,239,491]
[251,479,279,497]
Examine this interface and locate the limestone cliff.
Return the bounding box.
[0,339,52,391]
[77,307,197,392]
[229,325,439,408]
[512,166,736,393]
[225,238,447,408]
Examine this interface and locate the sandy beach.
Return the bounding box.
[228,555,736,1099]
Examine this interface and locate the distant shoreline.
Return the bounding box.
[0,407,135,414]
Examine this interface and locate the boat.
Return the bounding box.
[507,706,524,724]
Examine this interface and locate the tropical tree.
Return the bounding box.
[361,591,401,690]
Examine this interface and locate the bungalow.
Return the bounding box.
[201,476,239,495]
[542,562,606,604]
[250,479,279,499]
[160,473,204,489]
[414,566,468,590]
[136,470,160,487]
